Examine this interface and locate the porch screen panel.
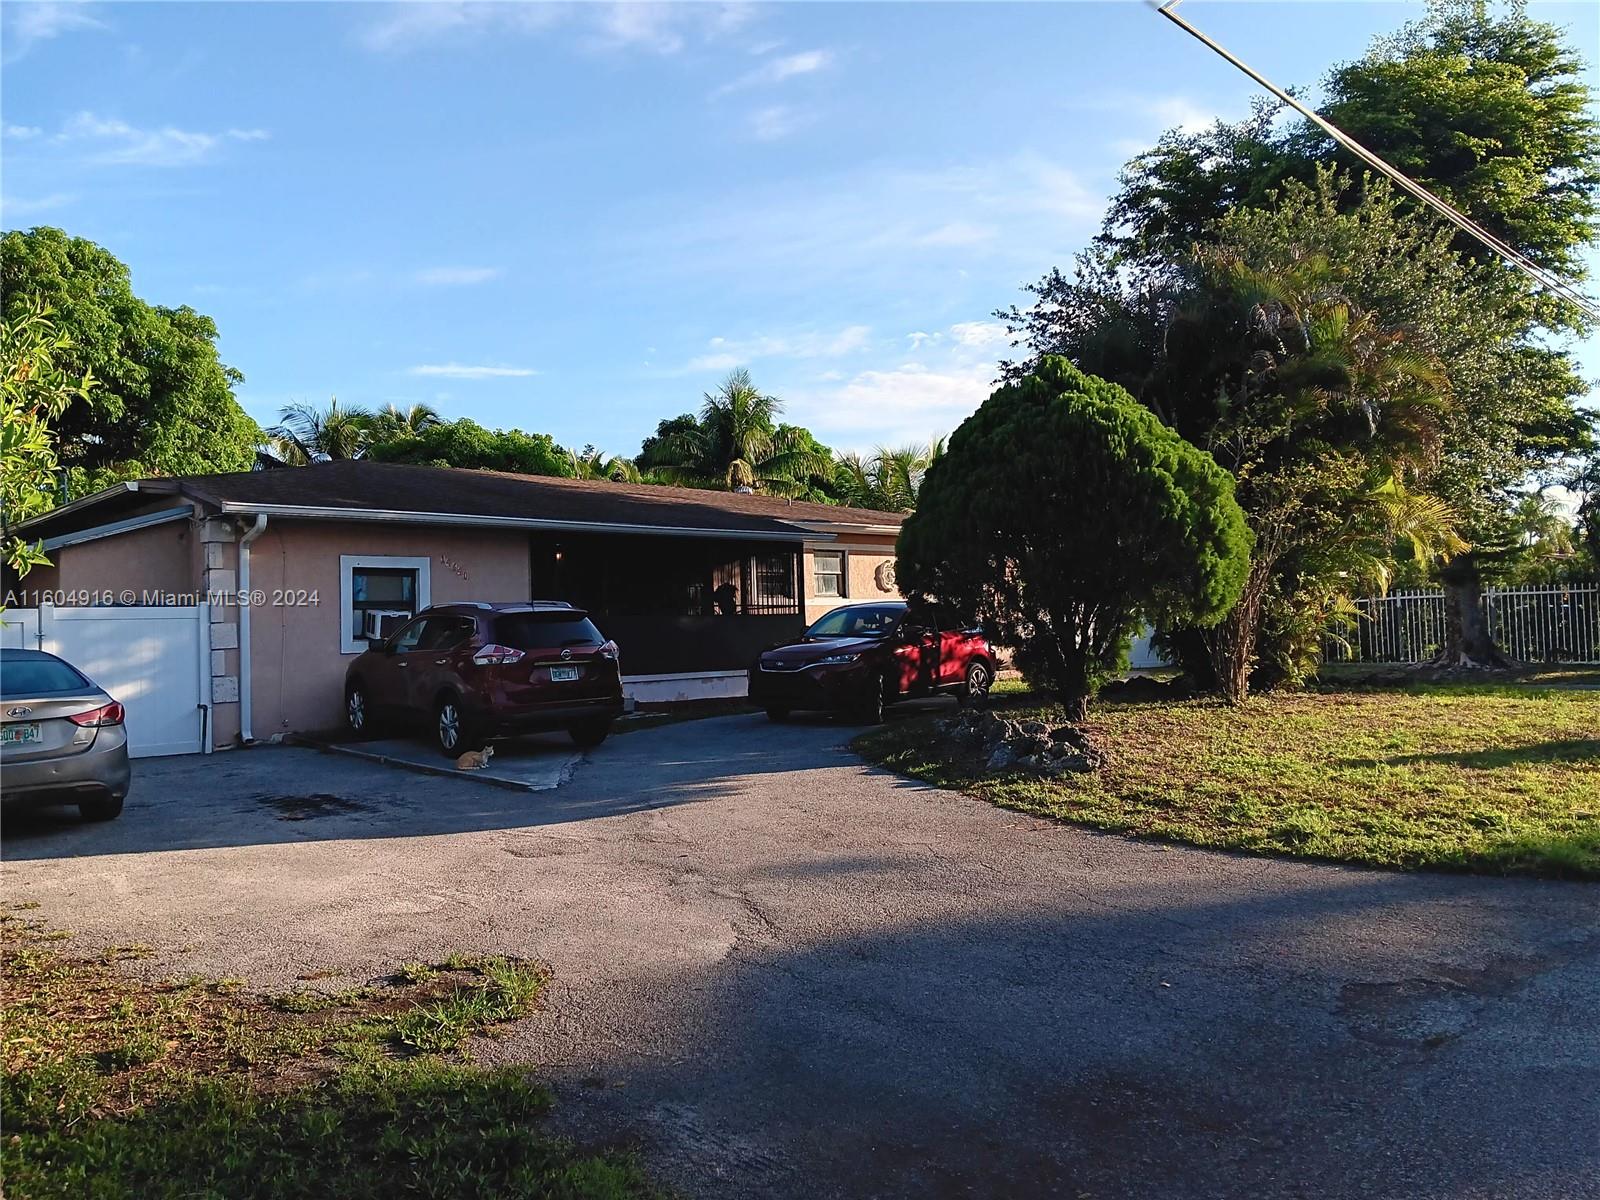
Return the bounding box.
[747,552,798,615]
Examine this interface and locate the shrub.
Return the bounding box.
[897,357,1251,718]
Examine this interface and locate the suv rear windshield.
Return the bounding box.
[1,656,90,698]
[493,613,604,650]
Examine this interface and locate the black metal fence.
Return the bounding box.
[1322,582,1600,664]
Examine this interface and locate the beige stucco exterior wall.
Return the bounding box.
[803,534,902,617]
[243,521,533,737]
[54,520,198,601]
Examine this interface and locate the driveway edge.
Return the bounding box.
[289,737,544,792]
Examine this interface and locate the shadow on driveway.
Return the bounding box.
[0,702,952,861]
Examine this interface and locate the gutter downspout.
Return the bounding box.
[237,514,268,744]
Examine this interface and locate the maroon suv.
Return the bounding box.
[344,602,624,755]
[748,601,995,723]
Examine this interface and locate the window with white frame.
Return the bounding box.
[340,555,431,653]
[813,550,846,599]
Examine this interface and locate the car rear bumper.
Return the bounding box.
[0,733,131,805]
[747,663,868,711]
[474,696,625,733]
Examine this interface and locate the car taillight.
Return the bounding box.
[598,640,620,663]
[69,702,125,727]
[472,644,527,665]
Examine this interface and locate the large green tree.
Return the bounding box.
[1,302,96,581]
[1005,175,1470,694]
[897,359,1250,720]
[1017,0,1599,671]
[365,418,573,477]
[0,227,260,491]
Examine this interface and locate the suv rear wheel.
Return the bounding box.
[568,717,612,748]
[434,694,481,757]
[345,681,377,737]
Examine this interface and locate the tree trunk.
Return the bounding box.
[1062,692,1090,723]
[1207,557,1274,704]
[1432,554,1517,669]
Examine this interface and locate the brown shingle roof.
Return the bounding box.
[165,460,905,536]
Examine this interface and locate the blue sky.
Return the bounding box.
[3,0,1597,459]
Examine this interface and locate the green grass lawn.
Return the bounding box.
[857,684,1600,879]
[0,914,659,1200]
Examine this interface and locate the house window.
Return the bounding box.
[813,550,846,599]
[746,552,798,615]
[339,554,431,653]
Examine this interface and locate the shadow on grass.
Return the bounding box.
[1336,739,1600,770]
[4,1057,654,1200]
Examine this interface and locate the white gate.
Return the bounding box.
[0,605,211,757]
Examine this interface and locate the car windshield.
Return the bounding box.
[493,613,604,650]
[804,606,903,639]
[1,656,91,698]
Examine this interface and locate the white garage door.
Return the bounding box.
[2,606,209,758]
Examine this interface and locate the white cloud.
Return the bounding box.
[626,151,1101,290]
[1,192,76,218]
[2,1,106,61]
[790,360,996,449]
[746,104,810,142]
[948,321,1010,349]
[713,47,832,96]
[360,1,751,56]
[4,124,43,139]
[406,363,537,379]
[414,266,504,286]
[684,324,871,372]
[1141,95,1216,136]
[48,111,268,167]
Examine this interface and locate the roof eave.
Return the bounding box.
[214,501,826,543]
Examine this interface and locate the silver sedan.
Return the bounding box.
[0,648,131,821]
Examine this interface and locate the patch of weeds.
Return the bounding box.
[1,927,652,1199]
[394,960,437,985]
[211,977,245,995]
[391,959,547,1053]
[10,900,42,911]
[270,989,337,1014]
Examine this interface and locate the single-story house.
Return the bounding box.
[7,460,907,746]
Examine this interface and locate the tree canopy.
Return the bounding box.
[364,418,574,477]
[897,359,1250,719]
[1,302,96,579]
[0,227,260,492]
[640,369,834,498]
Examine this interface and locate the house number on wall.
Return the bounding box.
[874,561,896,593]
[439,554,470,581]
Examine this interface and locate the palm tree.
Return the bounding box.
[653,369,830,497]
[831,439,945,512]
[569,445,642,483]
[264,397,373,464]
[367,402,442,442]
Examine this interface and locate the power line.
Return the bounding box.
[1153,0,1600,323]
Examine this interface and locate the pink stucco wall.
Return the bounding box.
[16,519,199,605]
[244,521,533,735]
[803,534,902,614]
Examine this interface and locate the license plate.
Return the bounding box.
[0,722,42,747]
[549,666,580,682]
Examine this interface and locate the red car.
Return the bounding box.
[748,601,996,723]
[344,602,624,755]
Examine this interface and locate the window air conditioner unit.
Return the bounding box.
[362,609,412,642]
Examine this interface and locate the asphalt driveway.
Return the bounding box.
[4,705,1597,1199]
